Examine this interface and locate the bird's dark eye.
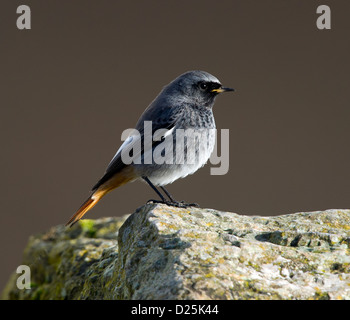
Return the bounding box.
[199,82,208,91]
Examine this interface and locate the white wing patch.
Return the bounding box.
[106,135,135,170]
[105,126,175,171]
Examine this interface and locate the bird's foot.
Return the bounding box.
[171,200,200,208]
[146,199,199,208]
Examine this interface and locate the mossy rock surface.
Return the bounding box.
[3,205,350,299]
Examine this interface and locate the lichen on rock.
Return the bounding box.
[2,205,350,300]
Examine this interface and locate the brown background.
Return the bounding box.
[1,0,349,292]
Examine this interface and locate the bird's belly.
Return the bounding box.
[134,128,216,186]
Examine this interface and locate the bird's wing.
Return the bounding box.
[92,104,183,191]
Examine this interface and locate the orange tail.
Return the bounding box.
[66,166,136,227]
[65,191,106,227]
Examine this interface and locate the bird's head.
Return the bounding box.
[163,70,234,107]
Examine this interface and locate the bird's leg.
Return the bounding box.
[143,176,167,204]
[159,186,176,202]
[143,176,198,208]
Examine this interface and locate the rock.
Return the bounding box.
[2,204,350,300]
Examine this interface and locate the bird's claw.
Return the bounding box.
[146,199,199,208]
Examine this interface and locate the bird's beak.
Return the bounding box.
[211,87,234,93]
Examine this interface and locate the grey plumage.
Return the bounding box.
[94,70,233,189]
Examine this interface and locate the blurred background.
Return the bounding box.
[1,0,349,291]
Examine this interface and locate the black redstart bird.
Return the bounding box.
[66,71,233,226]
